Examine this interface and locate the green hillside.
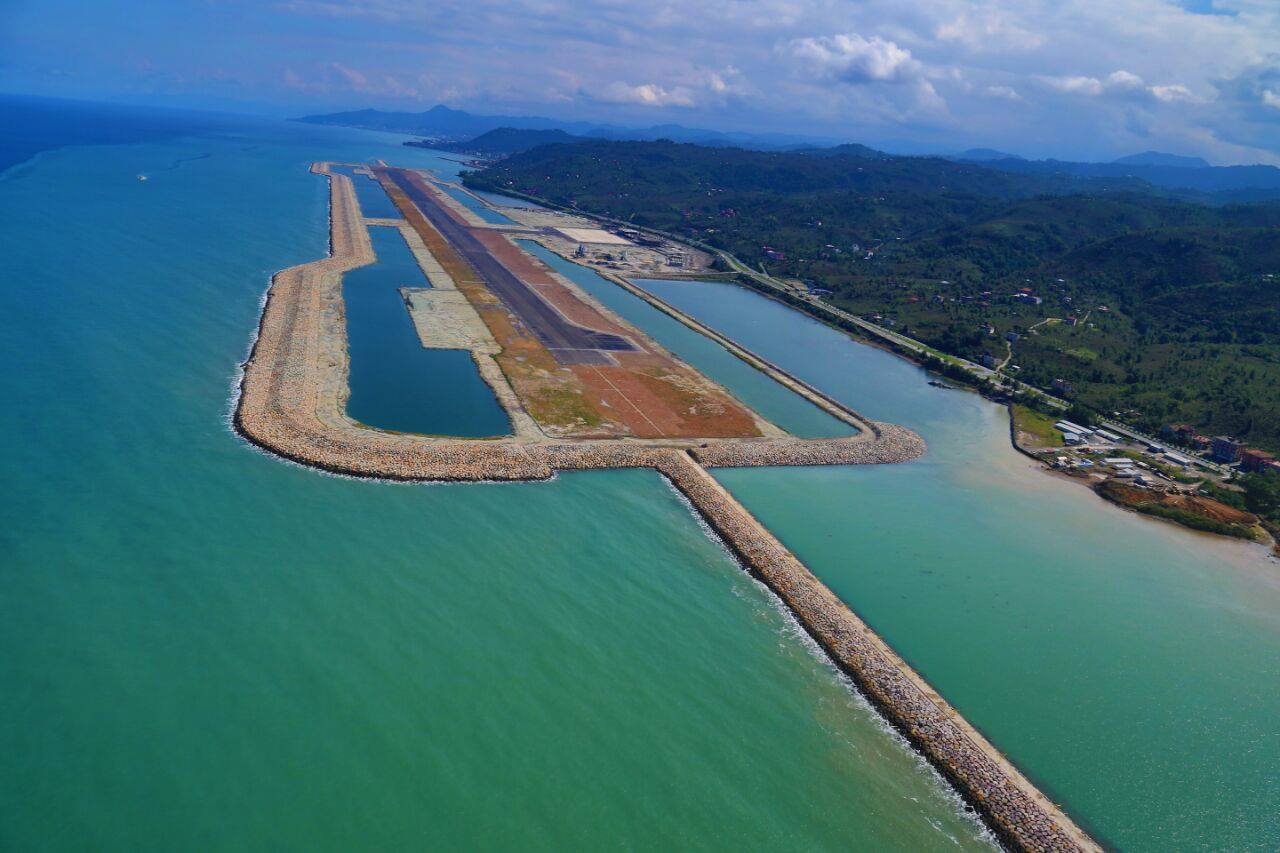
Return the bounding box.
[468,140,1280,450]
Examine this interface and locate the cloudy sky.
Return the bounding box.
[3,0,1279,163]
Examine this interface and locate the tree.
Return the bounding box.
[1066,402,1096,427]
[1240,473,1280,521]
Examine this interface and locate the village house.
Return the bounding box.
[1211,436,1244,463]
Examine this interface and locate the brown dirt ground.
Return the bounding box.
[1102,481,1259,526]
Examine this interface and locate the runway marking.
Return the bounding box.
[586,365,666,437]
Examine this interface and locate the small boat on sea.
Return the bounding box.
[136,174,148,182]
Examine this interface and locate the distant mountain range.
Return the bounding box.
[412,127,591,156]
[1113,151,1211,169]
[296,105,825,150]
[298,105,1280,196]
[951,149,1279,196]
[955,149,1212,169]
[955,148,1023,162]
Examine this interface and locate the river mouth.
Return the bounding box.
[343,224,511,438]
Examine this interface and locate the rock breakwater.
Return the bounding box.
[657,450,1099,853]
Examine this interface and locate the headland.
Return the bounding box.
[234,161,1098,851]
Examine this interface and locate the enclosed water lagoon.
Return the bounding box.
[329,164,402,219]
[471,188,545,209]
[440,183,514,224]
[518,242,854,439]
[344,225,509,437]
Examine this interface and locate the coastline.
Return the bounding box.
[534,185,1274,555]
[232,162,1100,851]
[1007,404,1276,552]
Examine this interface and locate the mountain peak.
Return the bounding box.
[1112,151,1210,169]
[957,148,1023,162]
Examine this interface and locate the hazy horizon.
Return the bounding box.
[3,0,1279,165]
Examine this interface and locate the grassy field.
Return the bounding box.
[1010,404,1064,448]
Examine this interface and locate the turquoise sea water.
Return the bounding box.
[631,277,1280,850]
[343,224,509,436]
[0,100,991,850]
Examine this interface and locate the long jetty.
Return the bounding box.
[234,164,1099,852]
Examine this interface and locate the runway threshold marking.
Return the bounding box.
[586,365,667,437]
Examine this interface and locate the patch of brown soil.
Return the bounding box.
[1164,493,1258,525]
[1099,481,1258,525]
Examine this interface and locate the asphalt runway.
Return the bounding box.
[383,169,634,366]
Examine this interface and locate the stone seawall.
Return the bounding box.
[657,450,1099,853]
[234,164,553,481]
[234,163,926,482]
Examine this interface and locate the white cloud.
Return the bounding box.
[1041,75,1106,96]
[1264,89,1280,110]
[1151,84,1201,103]
[598,81,695,107]
[984,84,1023,101]
[1040,69,1205,104]
[935,13,1045,52]
[787,33,923,85]
[1105,69,1146,93]
[281,62,418,98]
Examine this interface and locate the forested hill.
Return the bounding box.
[472,139,1151,202]
[419,127,589,156]
[467,140,1280,451]
[973,156,1280,198]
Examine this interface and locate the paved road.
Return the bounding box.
[383,168,634,366]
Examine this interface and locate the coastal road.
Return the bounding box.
[381,168,635,366]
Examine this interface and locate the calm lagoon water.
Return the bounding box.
[472,188,545,209]
[329,164,403,219]
[440,183,514,224]
[343,224,509,436]
[631,277,1280,851]
[0,99,992,851]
